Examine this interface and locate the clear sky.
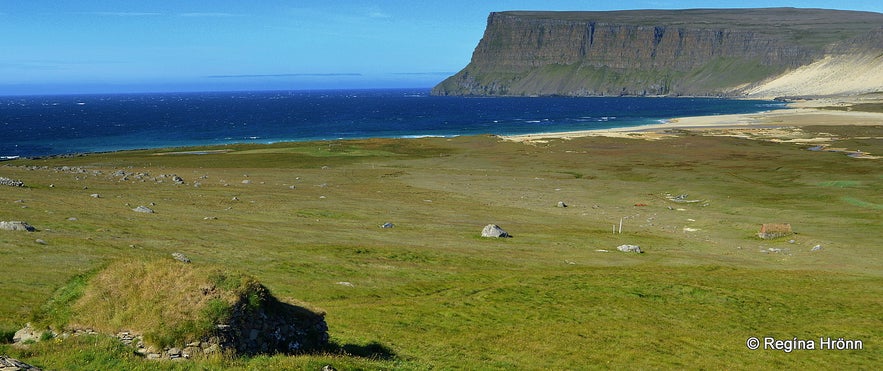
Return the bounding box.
[1,0,881,95]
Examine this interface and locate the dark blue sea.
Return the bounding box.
[0,89,784,158]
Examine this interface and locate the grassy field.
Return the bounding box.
[1,127,881,369]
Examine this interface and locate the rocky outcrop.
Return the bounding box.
[433,8,883,97]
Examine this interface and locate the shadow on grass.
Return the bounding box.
[326,341,396,361]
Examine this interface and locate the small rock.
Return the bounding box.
[380,222,395,228]
[811,244,823,251]
[557,201,568,208]
[90,193,101,198]
[322,365,338,371]
[241,179,251,184]
[481,224,511,238]
[67,217,78,221]
[132,205,154,213]
[171,252,191,263]
[35,239,47,245]
[616,244,643,253]
[183,346,200,358]
[202,344,220,354]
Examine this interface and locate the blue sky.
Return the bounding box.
[1,1,881,95]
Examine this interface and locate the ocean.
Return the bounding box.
[0,89,784,158]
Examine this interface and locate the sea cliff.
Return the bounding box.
[433,8,883,97]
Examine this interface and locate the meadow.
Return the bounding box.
[1,125,881,369]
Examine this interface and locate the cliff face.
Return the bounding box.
[433,8,883,97]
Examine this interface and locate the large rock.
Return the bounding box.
[481,224,511,238]
[0,221,36,232]
[13,323,45,343]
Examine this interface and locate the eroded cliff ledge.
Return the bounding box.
[432,8,883,97]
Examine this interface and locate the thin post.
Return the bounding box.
[619,217,623,234]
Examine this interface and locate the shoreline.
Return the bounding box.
[500,99,883,142]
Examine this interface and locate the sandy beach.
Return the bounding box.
[501,97,883,142]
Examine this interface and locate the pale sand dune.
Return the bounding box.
[746,53,883,98]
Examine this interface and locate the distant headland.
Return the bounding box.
[432,8,883,98]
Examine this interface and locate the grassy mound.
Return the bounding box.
[31,259,328,354]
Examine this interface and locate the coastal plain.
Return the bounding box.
[1,101,881,369]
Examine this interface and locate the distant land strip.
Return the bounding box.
[207,73,363,78]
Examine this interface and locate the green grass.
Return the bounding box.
[842,197,883,210]
[1,131,881,369]
[817,180,863,188]
[29,269,94,329]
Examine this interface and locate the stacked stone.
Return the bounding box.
[216,296,329,355]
